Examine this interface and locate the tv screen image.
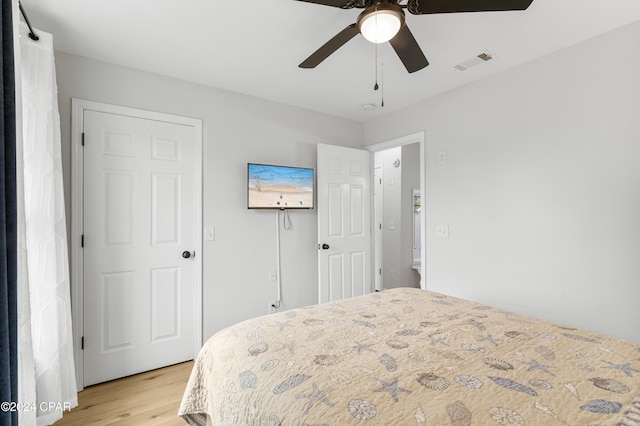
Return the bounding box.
[248,163,314,209]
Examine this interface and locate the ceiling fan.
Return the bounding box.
[297,0,534,73]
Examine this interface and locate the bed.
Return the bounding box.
[179,287,640,425]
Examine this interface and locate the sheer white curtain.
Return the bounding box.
[16,18,78,426]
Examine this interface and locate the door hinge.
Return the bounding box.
[379,223,382,230]
[81,336,84,350]
[81,132,85,146]
[379,268,382,275]
[81,234,84,247]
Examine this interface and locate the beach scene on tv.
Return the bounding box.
[248,164,314,209]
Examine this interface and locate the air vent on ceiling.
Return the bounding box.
[453,51,495,71]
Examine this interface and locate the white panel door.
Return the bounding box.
[83,110,195,386]
[317,144,371,303]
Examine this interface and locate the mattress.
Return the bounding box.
[179,287,640,425]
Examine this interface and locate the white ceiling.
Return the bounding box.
[21,0,640,122]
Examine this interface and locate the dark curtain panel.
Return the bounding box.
[0,0,17,424]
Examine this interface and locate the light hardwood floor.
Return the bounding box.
[56,361,194,426]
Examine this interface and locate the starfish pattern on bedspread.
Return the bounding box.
[426,336,449,346]
[276,341,303,354]
[296,383,335,415]
[520,359,557,376]
[353,341,376,355]
[478,334,502,346]
[373,378,412,403]
[601,361,640,377]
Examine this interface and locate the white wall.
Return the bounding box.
[364,21,640,343]
[54,53,363,340]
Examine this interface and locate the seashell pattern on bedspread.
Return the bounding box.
[178,288,640,425]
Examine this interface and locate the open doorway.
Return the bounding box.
[368,132,425,290]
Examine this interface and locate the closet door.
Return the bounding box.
[83,110,197,386]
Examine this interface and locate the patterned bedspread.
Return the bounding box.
[179,288,640,425]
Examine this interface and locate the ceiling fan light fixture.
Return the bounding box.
[358,4,405,44]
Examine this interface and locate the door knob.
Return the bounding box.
[321,243,330,250]
[182,251,193,259]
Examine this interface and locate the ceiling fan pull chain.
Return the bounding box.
[381,43,385,107]
[376,2,385,107]
[374,41,379,91]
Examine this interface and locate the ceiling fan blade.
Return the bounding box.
[389,25,429,73]
[408,0,533,14]
[294,0,359,9]
[299,23,360,69]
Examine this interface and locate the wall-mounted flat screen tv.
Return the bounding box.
[248,163,314,209]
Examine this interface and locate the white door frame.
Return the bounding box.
[71,99,203,390]
[367,132,426,289]
[373,165,384,291]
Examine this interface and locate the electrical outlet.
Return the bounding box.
[268,300,281,314]
[437,225,449,239]
[438,151,447,165]
[268,269,277,282]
